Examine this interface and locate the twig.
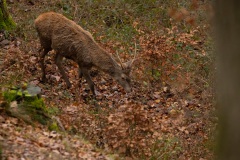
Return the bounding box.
[52,116,66,132]
[0,61,17,75]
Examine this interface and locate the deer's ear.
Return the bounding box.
[122,61,132,69]
[122,61,132,75]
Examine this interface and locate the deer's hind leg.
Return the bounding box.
[81,67,96,95]
[55,53,71,88]
[78,67,84,88]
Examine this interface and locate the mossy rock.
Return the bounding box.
[2,85,49,124]
[2,84,63,131]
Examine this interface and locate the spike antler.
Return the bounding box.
[116,42,138,69]
[131,42,137,66]
[116,51,124,68]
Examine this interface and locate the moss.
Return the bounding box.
[48,122,60,131]
[3,87,22,102]
[22,98,51,125]
[0,0,16,30]
[24,98,46,111]
[3,85,51,125]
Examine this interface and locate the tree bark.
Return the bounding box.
[216,1,240,160]
[0,0,15,30]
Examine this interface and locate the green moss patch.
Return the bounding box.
[0,0,16,30]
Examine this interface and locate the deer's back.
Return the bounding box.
[35,12,96,63]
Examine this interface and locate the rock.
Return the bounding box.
[0,39,10,46]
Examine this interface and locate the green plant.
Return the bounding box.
[48,122,60,131]
[149,137,182,160]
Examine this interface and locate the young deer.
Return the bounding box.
[35,12,135,95]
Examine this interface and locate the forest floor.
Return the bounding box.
[0,0,215,159]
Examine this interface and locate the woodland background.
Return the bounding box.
[0,0,214,159]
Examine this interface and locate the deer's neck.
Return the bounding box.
[94,48,122,76]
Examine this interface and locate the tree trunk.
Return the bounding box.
[216,1,240,160]
[0,0,15,30]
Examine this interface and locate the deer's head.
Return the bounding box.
[114,43,137,93]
